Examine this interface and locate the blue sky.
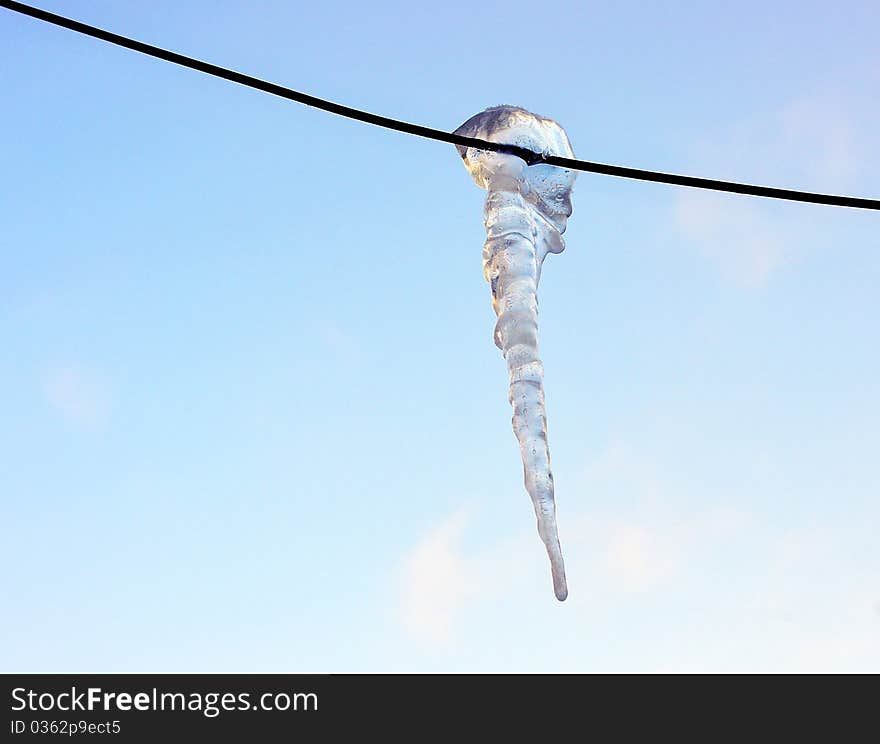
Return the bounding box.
[1,0,878,672]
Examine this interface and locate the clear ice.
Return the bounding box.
[454,105,576,601]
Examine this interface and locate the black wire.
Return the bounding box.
[2,0,878,211]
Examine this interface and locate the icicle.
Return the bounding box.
[454,106,577,601]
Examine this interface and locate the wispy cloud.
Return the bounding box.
[603,524,678,592]
[319,323,361,364]
[395,439,880,671]
[397,442,743,643]
[399,509,479,646]
[674,93,868,286]
[42,365,110,430]
[674,190,789,287]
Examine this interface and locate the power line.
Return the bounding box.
[2,0,878,212]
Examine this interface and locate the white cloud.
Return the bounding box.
[397,443,735,641]
[674,93,869,287]
[397,444,695,642]
[604,524,678,592]
[674,190,789,287]
[43,365,110,430]
[395,439,880,671]
[399,509,479,645]
[319,323,361,366]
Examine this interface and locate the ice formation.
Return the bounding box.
[454,105,576,601]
